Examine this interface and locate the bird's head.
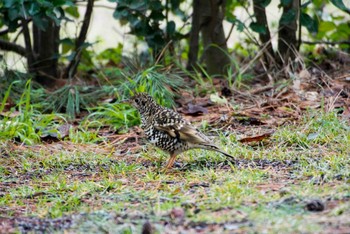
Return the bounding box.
[127,93,156,114]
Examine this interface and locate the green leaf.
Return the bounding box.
[149,1,163,11]
[301,0,311,8]
[318,21,336,33]
[329,0,350,12]
[166,21,176,36]
[170,0,180,9]
[8,7,19,21]
[249,22,267,34]
[60,38,75,54]
[4,0,17,8]
[226,16,245,32]
[210,93,227,104]
[129,1,147,10]
[300,12,318,33]
[65,6,79,18]
[46,11,61,25]
[32,15,48,30]
[52,0,70,7]
[280,0,292,7]
[38,1,54,8]
[235,19,245,32]
[279,9,296,25]
[254,0,271,7]
[149,10,165,21]
[330,23,350,40]
[113,8,129,19]
[28,2,40,15]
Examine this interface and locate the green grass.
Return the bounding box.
[0,110,349,233]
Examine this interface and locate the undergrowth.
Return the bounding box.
[0,109,349,233]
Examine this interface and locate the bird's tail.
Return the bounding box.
[199,144,235,160]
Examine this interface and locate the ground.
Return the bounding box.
[0,64,350,233]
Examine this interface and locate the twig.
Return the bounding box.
[65,0,94,79]
[0,39,26,56]
[302,40,350,45]
[155,40,173,65]
[0,29,9,36]
[225,23,235,44]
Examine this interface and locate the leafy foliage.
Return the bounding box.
[302,0,350,49]
[110,0,185,54]
[0,70,46,108]
[329,0,350,13]
[300,12,318,34]
[0,0,72,31]
[0,80,63,144]
[87,103,139,132]
[116,64,185,108]
[46,85,117,120]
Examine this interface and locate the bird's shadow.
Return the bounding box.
[166,159,237,172]
[151,157,295,174]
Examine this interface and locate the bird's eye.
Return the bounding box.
[135,98,140,104]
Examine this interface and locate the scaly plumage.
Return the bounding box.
[128,93,234,169]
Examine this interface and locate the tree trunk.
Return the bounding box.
[253,0,275,63]
[187,0,201,71]
[187,0,230,76]
[64,0,94,79]
[21,19,35,73]
[32,18,60,87]
[278,0,299,64]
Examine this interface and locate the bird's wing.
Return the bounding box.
[155,123,209,144]
[153,108,211,144]
[154,111,210,144]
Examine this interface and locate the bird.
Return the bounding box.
[126,92,234,169]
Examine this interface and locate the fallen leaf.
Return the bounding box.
[0,111,21,118]
[304,91,319,101]
[58,124,72,138]
[210,93,227,104]
[182,103,208,116]
[307,132,319,140]
[239,131,274,143]
[299,69,311,80]
[342,105,350,122]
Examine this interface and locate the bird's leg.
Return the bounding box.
[165,153,177,170]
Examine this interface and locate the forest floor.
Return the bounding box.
[0,61,350,233]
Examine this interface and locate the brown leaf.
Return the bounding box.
[58,124,72,138]
[0,111,21,118]
[342,105,350,123]
[40,124,72,143]
[181,103,208,116]
[239,131,274,143]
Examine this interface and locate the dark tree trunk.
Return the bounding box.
[187,0,201,71]
[278,0,299,64]
[32,18,60,87]
[202,0,230,76]
[187,0,230,76]
[64,0,94,79]
[253,0,275,62]
[21,19,35,73]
